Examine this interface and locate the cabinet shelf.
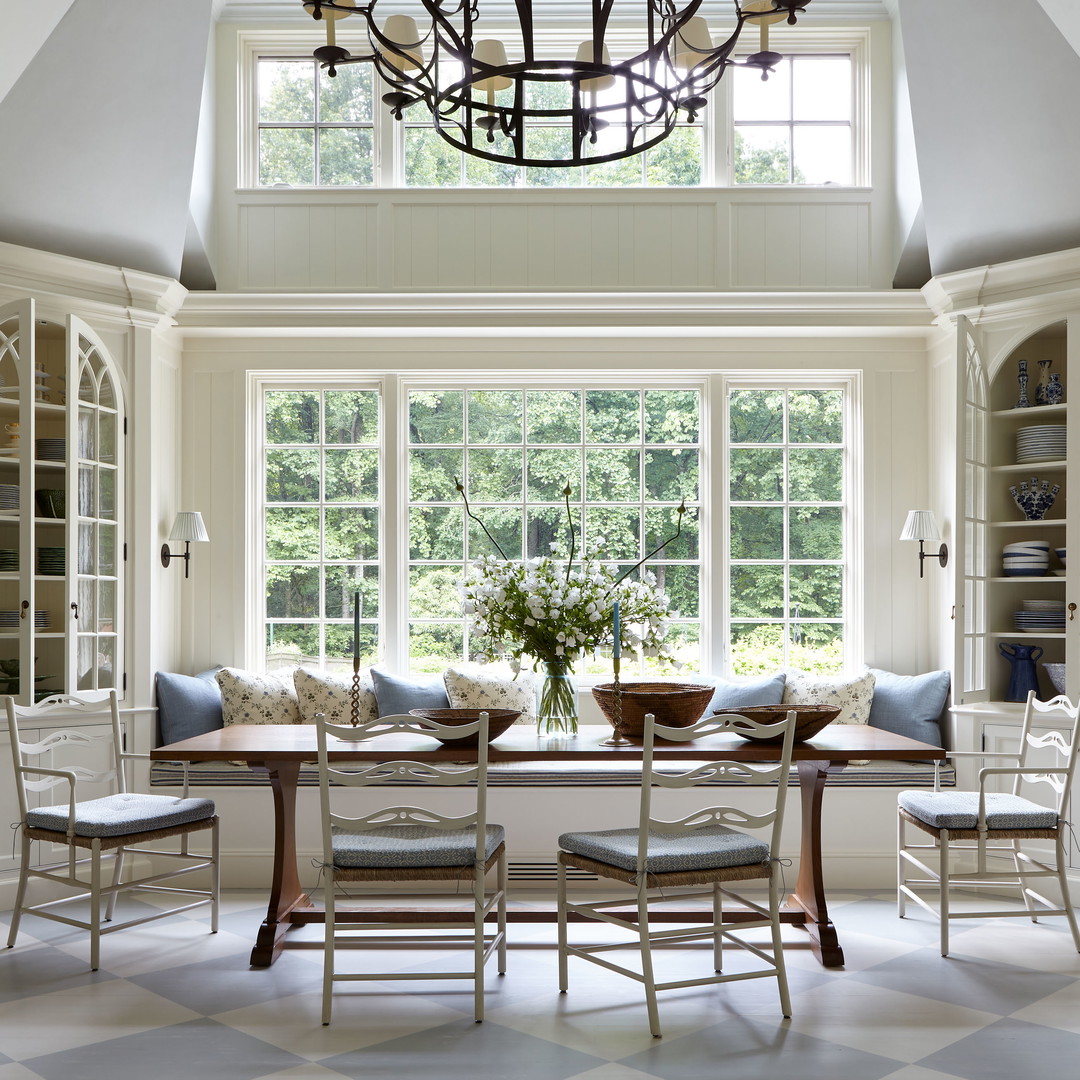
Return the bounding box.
[992,518,1065,529]
[992,460,1066,473]
[990,631,1066,640]
[992,403,1067,420]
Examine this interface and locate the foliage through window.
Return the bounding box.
[727,387,847,674]
[733,54,853,185]
[262,390,380,673]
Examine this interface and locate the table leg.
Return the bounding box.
[249,759,312,967]
[787,759,844,967]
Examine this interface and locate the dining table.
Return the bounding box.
[151,722,945,969]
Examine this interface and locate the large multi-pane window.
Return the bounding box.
[262,389,380,674]
[257,58,375,186]
[407,388,701,673]
[732,54,853,184]
[727,386,848,674]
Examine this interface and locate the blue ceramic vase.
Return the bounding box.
[999,642,1044,702]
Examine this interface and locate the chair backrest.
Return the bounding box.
[5,690,124,821]
[1015,691,1080,815]
[315,711,493,867]
[638,710,798,875]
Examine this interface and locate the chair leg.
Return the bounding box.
[939,831,951,958]
[473,866,485,1024]
[1054,834,1080,952]
[210,818,220,933]
[897,813,907,918]
[105,846,125,921]
[556,857,569,993]
[497,848,507,976]
[1012,841,1039,924]
[6,830,30,948]
[637,882,661,1039]
[90,840,102,972]
[322,869,336,1026]
[769,870,792,1019]
[713,882,723,972]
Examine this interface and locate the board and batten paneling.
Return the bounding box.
[232,191,873,292]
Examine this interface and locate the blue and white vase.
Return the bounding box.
[1015,359,1032,408]
[1035,359,1052,406]
[1010,477,1060,520]
[1046,372,1064,405]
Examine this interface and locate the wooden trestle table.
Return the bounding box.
[151,723,945,969]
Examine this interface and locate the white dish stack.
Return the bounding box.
[1016,424,1067,463]
[1002,540,1051,576]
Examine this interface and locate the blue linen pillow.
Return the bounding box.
[706,673,787,716]
[155,669,224,745]
[371,668,451,717]
[866,668,949,746]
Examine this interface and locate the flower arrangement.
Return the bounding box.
[457,481,683,733]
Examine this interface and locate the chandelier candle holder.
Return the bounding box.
[351,589,362,726]
[301,1,812,167]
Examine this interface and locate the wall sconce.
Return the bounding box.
[899,510,948,577]
[161,511,209,579]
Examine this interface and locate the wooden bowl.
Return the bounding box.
[408,708,520,745]
[591,682,715,740]
[711,704,842,744]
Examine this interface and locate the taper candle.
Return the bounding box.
[353,590,360,660]
[612,601,620,659]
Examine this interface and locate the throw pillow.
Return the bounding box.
[293,667,379,726]
[155,670,224,745]
[867,668,950,745]
[371,668,451,717]
[216,668,301,726]
[782,669,876,727]
[706,673,787,716]
[444,664,537,725]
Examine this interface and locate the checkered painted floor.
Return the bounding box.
[2,890,1079,1080]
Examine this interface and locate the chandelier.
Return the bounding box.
[301,2,812,167]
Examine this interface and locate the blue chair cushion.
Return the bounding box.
[371,668,451,717]
[27,793,216,838]
[155,669,224,744]
[559,826,770,875]
[898,790,1058,831]
[706,673,787,715]
[331,823,505,869]
[867,668,949,745]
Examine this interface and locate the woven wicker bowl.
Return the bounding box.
[711,703,842,744]
[591,682,715,740]
[408,708,520,746]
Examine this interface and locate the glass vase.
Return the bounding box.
[537,660,578,735]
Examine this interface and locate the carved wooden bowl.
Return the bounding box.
[408,708,520,745]
[711,704,842,744]
[591,682,716,740]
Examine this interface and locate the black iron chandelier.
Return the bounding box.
[301,2,812,167]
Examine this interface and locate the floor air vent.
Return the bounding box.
[507,859,597,883]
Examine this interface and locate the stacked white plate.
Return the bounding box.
[0,548,17,571]
[34,438,65,462]
[1002,540,1050,576]
[0,484,17,509]
[36,546,65,575]
[0,610,47,628]
[1016,424,1067,463]
[1014,599,1066,632]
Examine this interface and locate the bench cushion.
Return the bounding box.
[217,668,301,726]
[706,673,787,715]
[559,826,769,874]
[868,668,949,746]
[155,670,224,744]
[371,668,451,716]
[898,790,1058,830]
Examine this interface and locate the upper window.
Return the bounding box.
[257,58,375,186]
[733,54,853,184]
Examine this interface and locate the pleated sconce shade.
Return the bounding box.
[899,510,941,543]
[168,512,210,543]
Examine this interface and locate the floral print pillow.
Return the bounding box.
[293,668,378,726]
[443,664,537,725]
[782,669,876,726]
[216,668,301,726]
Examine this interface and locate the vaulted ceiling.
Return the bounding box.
[0,0,1078,291]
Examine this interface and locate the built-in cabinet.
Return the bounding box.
[0,299,124,705]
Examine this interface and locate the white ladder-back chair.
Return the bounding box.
[5,690,219,970]
[898,690,1080,956]
[557,709,797,1039]
[315,711,507,1026]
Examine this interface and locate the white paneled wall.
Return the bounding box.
[229,190,876,293]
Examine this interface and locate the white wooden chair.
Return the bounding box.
[315,711,507,1025]
[557,709,797,1038]
[898,690,1080,956]
[5,690,219,970]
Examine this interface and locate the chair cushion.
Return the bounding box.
[26,793,216,838]
[216,668,301,726]
[371,668,450,717]
[868,668,949,745]
[294,667,378,725]
[331,823,505,869]
[898,790,1058,830]
[444,663,536,725]
[558,826,770,875]
[155,670,223,744]
[706,673,787,715]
